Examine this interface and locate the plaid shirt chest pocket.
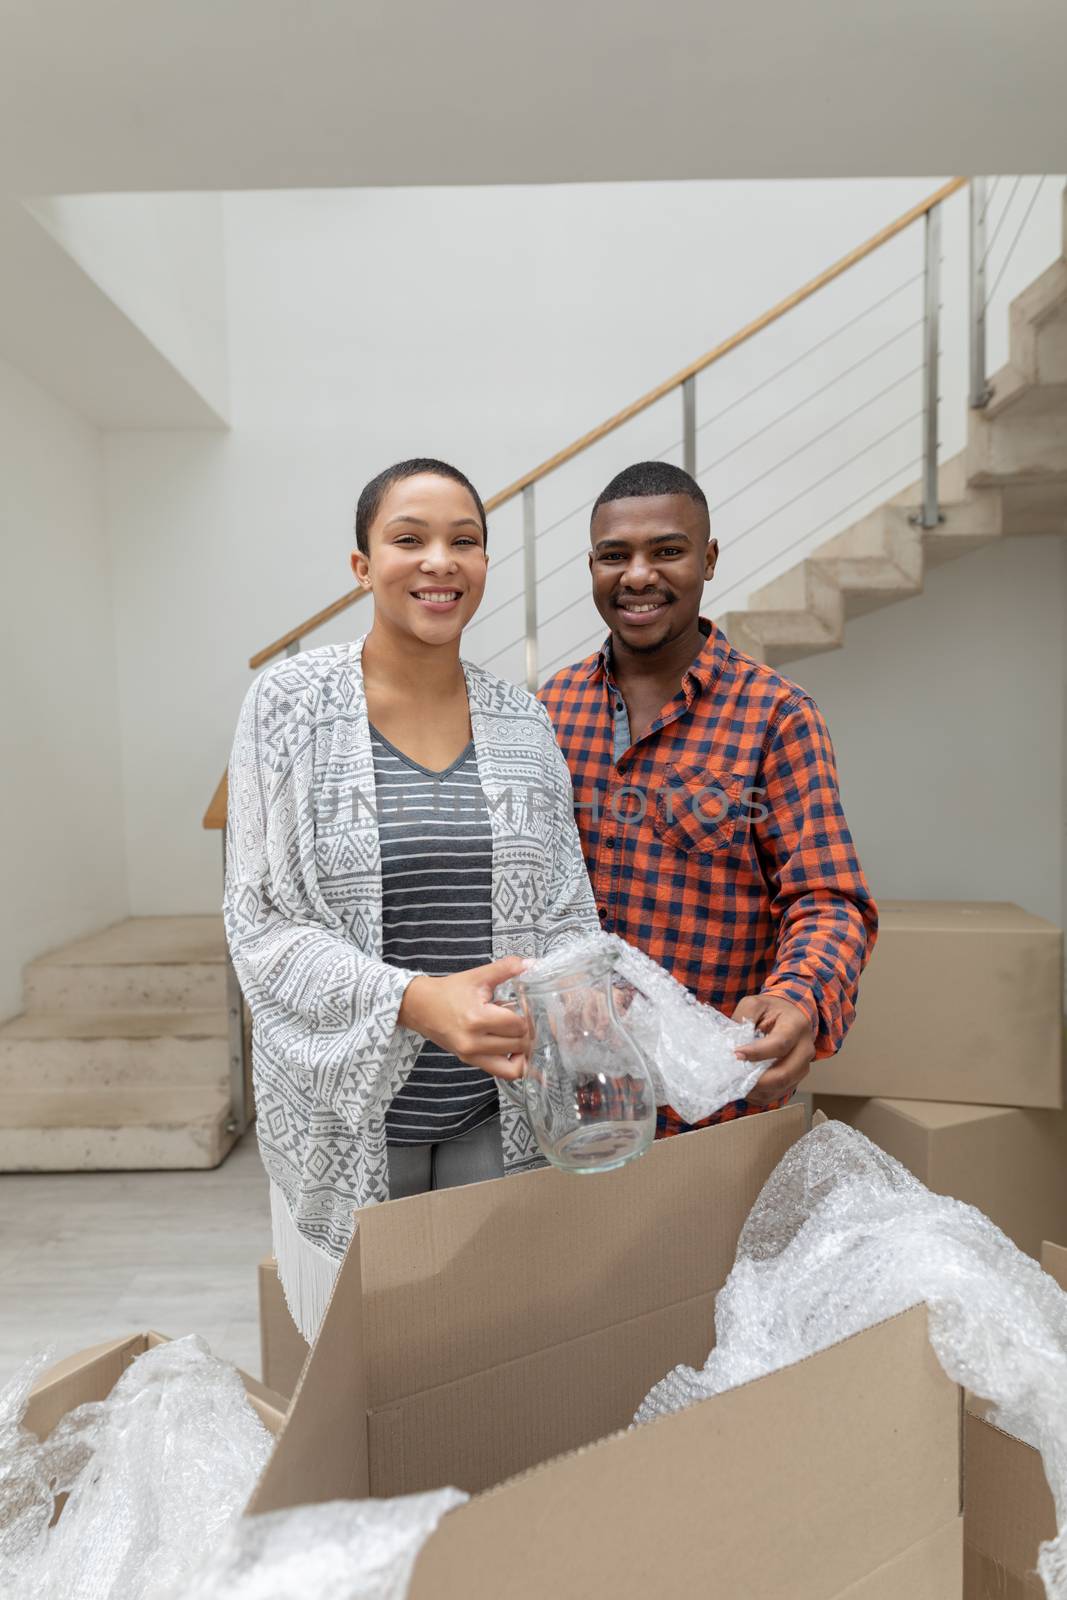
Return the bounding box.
[653,762,749,857]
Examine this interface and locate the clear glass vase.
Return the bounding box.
[500,949,657,1174]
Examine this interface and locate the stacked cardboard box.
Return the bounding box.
[812,901,1067,1257]
[22,1120,1067,1596]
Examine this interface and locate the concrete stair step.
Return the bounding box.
[808,504,924,617]
[0,1085,236,1172]
[1008,256,1067,390]
[967,370,1067,486]
[718,607,842,667]
[748,557,844,631]
[998,479,1067,538]
[24,915,226,1013]
[0,1008,228,1090]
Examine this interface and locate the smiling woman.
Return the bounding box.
[222,456,599,1339]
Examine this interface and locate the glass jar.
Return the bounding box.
[499,948,657,1174]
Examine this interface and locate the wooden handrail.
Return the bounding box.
[203,770,228,831]
[245,176,965,672]
[248,586,370,671]
[486,176,966,507]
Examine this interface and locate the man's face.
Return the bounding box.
[588,493,718,654]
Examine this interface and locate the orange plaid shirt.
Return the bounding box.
[538,617,878,1134]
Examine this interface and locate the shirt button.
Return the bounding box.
[604,835,615,850]
[615,700,624,713]
[598,906,608,921]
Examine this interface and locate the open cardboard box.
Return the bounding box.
[25,1332,289,1442]
[23,1118,1067,1596]
[246,1105,967,1598]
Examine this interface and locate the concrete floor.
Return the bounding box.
[0,1129,271,1389]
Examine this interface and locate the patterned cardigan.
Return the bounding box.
[223,633,598,1336]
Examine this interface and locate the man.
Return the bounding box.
[538,460,877,1131]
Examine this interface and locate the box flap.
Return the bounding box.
[1041,1241,1067,1292]
[408,1305,960,1600]
[358,1103,803,1404]
[24,1335,149,1439]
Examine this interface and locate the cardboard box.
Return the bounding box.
[810,901,1065,1108]
[258,1256,309,1398]
[964,1402,1056,1599]
[25,1331,288,1441]
[242,1107,966,1598]
[813,1097,1067,1259]
[1042,1239,1067,1292]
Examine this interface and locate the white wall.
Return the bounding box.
[100,177,1065,929]
[0,359,128,1018]
[27,193,229,421]
[791,535,1067,933]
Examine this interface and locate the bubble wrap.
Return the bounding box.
[0,1335,273,1600]
[634,1120,1067,1598]
[513,933,765,1122]
[0,1350,58,1575]
[173,1490,467,1600]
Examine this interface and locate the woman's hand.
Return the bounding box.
[398,956,533,1080]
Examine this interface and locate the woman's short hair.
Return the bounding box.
[354,458,488,556]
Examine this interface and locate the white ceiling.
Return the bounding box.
[2,0,1066,194]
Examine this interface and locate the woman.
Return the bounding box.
[224,457,598,1340]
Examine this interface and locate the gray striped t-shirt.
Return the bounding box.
[370,724,499,1146]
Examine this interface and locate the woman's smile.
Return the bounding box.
[410,586,464,613]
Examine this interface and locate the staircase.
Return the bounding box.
[717,198,1067,666]
[0,917,236,1171]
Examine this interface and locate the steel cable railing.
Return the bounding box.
[986,177,1047,309]
[536,449,928,678]
[468,279,929,654]
[464,271,927,625]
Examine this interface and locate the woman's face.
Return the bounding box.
[351,472,489,645]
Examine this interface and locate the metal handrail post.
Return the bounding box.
[917,202,942,529]
[682,375,697,476]
[969,178,992,408]
[522,485,538,690]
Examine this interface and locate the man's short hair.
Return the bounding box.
[592,461,709,532]
[355,457,488,556]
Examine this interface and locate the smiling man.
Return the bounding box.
[538,460,878,1131]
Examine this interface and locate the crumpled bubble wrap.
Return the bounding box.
[509,932,765,1122]
[1,1337,468,1600]
[0,1335,273,1600]
[0,1350,58,1574]
[173,1489,467,1600]
[634,1120,1067,1598]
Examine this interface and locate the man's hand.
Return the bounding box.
[398,956,533,1080]
[732,993,817,1106]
